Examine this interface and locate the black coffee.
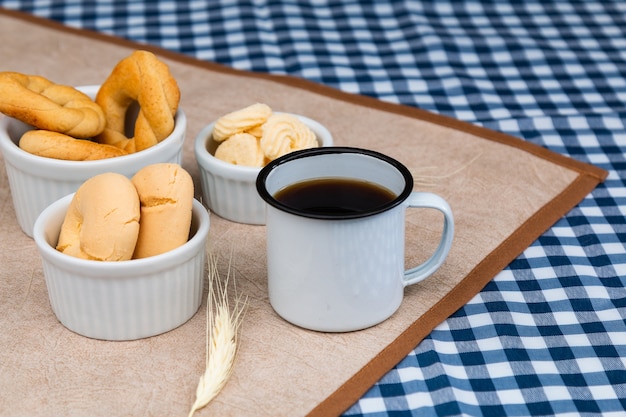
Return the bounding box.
[273,178,396,216]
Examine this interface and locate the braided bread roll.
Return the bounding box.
[0,72,106,138]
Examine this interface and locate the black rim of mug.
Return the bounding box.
[256,146,414,220]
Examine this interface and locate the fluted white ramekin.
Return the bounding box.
[0,85,187,237]
[194,113,333,225]
[32,195,209,341]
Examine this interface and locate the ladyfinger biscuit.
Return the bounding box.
[131,163,194,259]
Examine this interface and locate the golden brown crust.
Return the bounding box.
[56,173,140,261]
[0,72,106,138]
[131,163,194,259]
[19,130,127,160]
[95,50,180,153]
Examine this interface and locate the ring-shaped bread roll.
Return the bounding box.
[95,50,180,153]
[0,72,106,138]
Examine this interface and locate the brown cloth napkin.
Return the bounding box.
[0,9,607,417]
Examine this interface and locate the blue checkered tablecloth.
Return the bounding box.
[2,1,625,415]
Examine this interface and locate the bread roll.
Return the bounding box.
[131,163,194,259]
[56,173,140,261]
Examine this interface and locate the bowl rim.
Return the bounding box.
[33,195,210,277]
[0,84,187,173]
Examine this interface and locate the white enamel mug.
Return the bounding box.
[256,147,454,332]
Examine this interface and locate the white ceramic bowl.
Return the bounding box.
[33,195,209,341]
[0,85,187,237]
[194,114,333,225]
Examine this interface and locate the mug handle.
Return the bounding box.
[403,192,455,286]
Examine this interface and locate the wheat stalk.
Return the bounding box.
[188,254,247,417]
